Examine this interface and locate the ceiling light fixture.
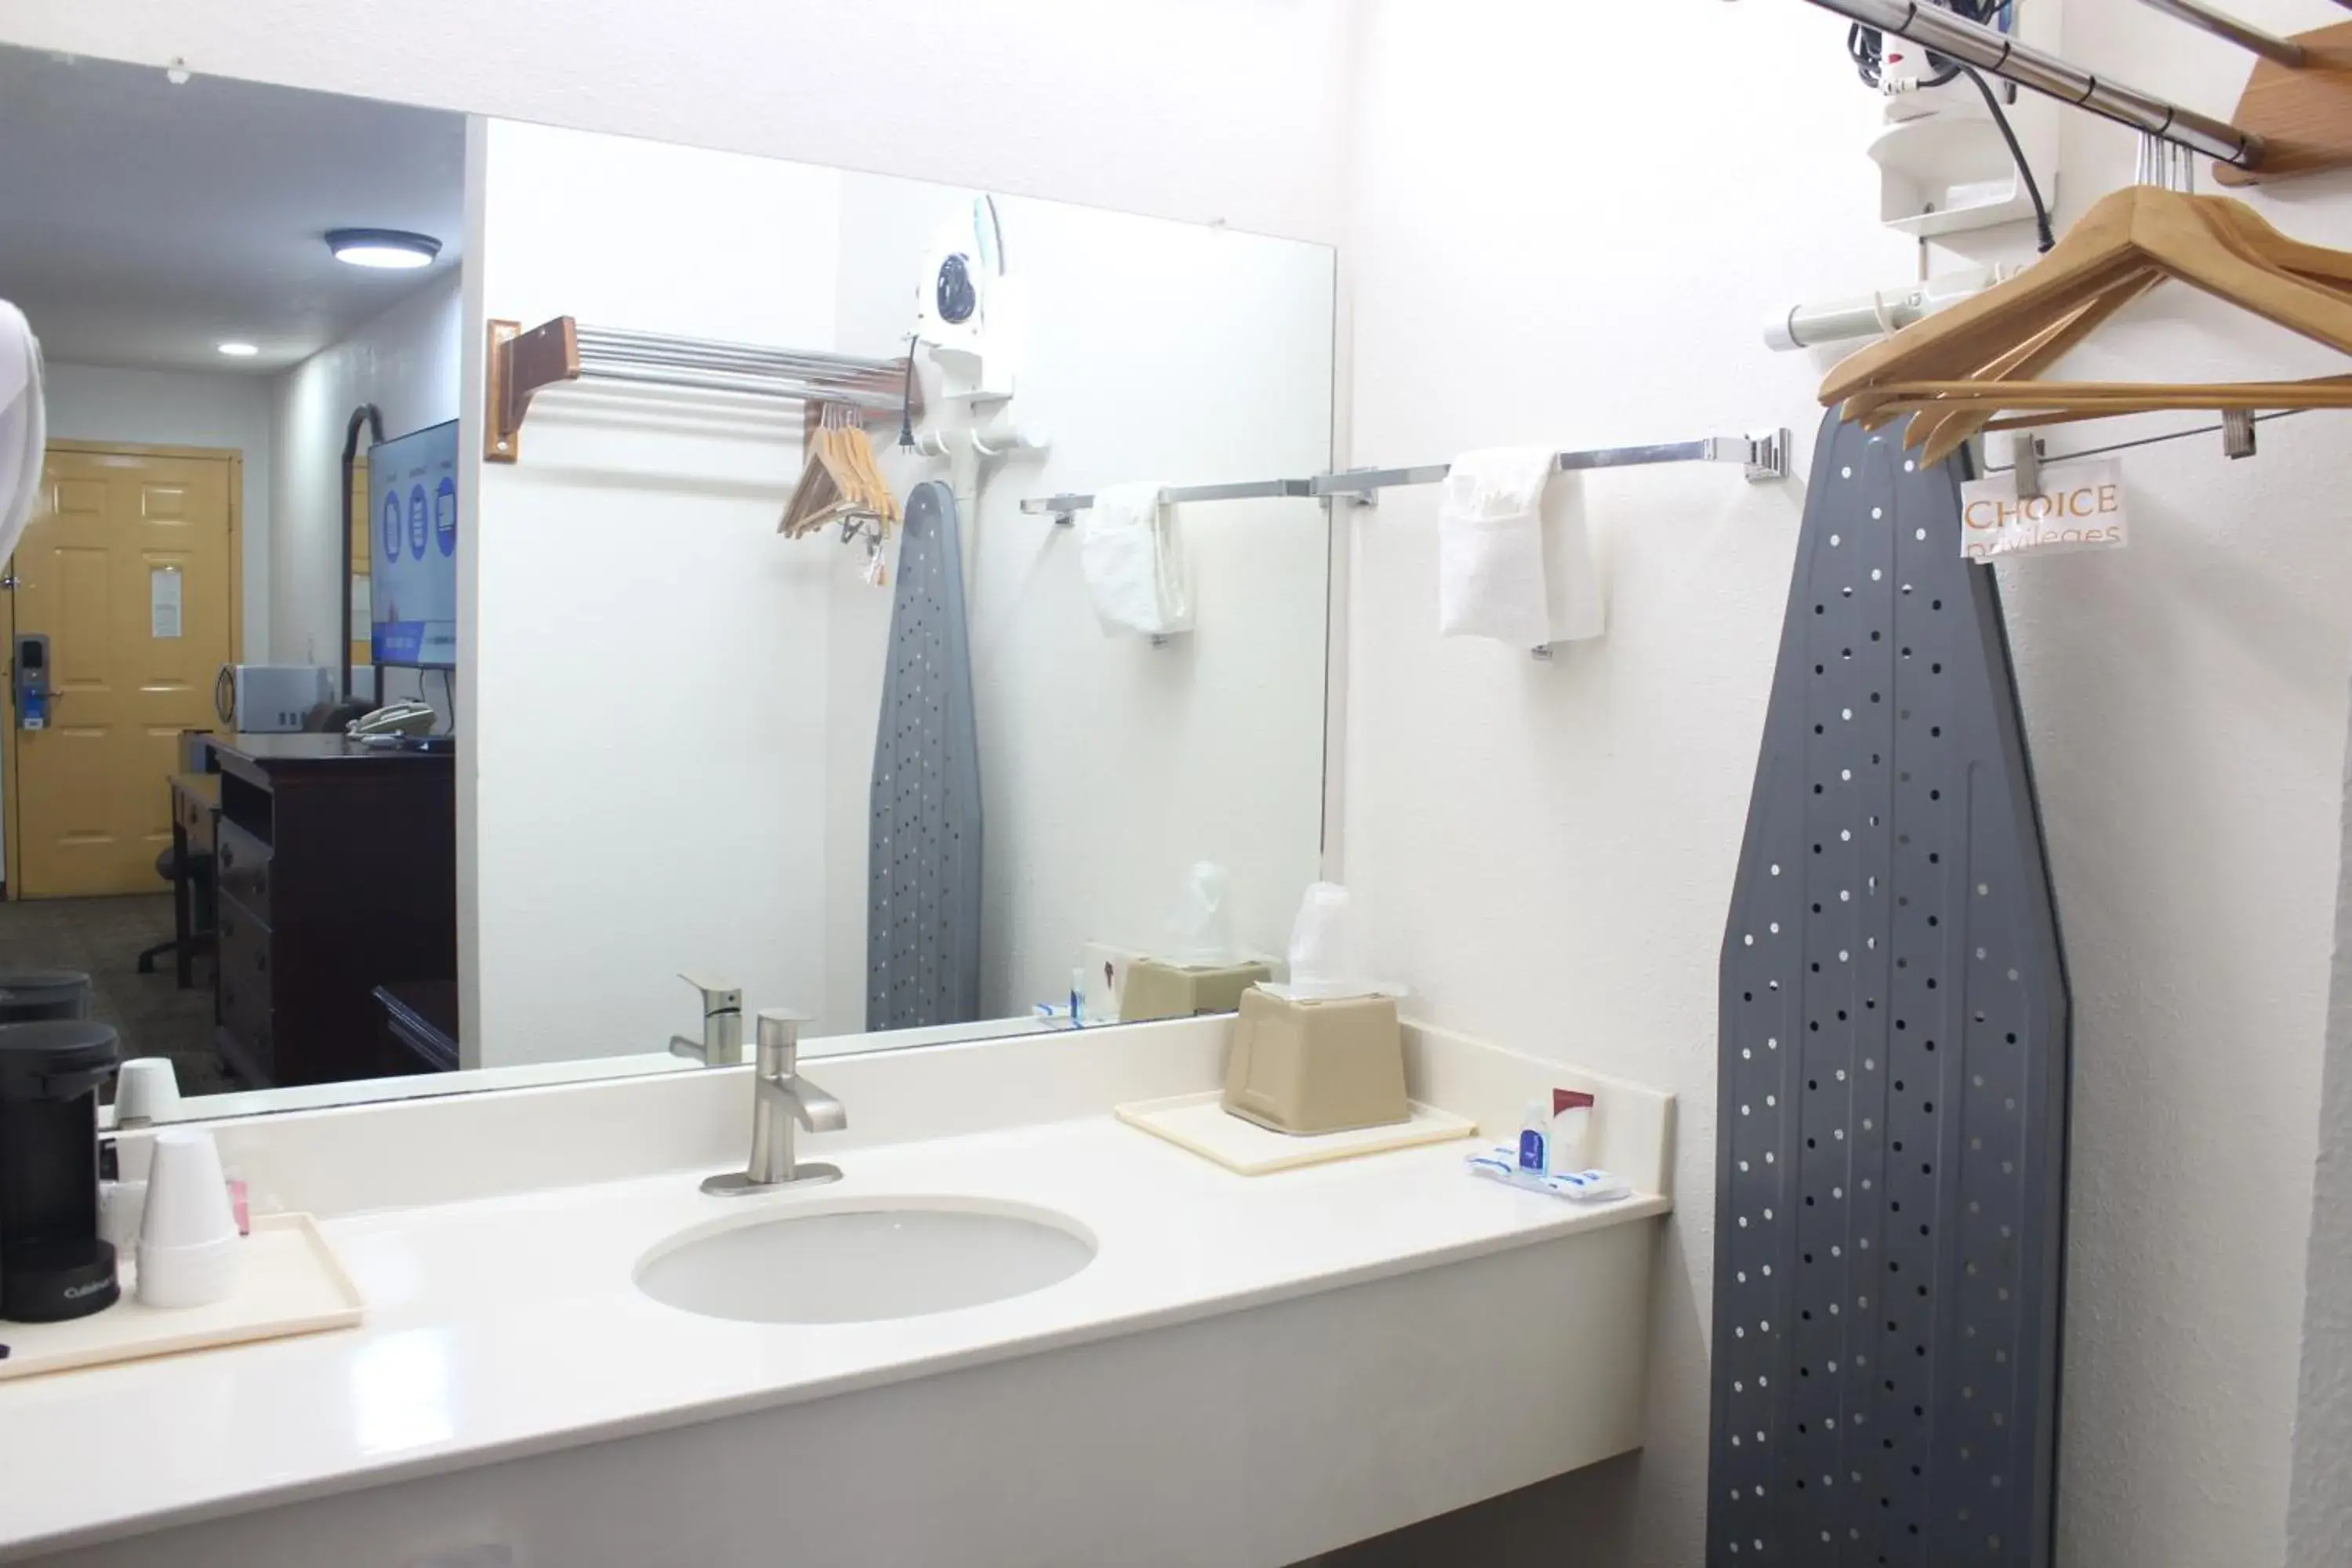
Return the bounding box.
[216,341,260,358]
[325,228,441,270]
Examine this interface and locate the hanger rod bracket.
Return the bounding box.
[1804,0,2264,168]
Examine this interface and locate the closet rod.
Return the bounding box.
[2134,0,2307,67]
[1804,0,2264,167]
[1017,431,1791,519]
[484,314,916,463]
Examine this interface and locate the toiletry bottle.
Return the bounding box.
[1549,1090,1595,1176]
[1517,1102,1550,1174]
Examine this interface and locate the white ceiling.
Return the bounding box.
[0,47,465,375]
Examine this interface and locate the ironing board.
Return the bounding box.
[868,481,984,1031]
[1709,412,2071,1566]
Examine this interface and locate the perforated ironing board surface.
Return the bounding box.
[1709,413,2071,1566]
[868,481,983,1031]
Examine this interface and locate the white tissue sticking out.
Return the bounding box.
[1261,881,1406,1003]
[1164,860,1235,966]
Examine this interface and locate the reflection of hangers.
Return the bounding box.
[779,404,900,538]
[1824,186,2352,466]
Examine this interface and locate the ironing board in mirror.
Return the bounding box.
[868,481,983,1031]
[1711,412,2071,1566]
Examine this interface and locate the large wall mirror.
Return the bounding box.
[0,45,1336,1120]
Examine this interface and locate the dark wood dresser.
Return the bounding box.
[209,734,457,1087]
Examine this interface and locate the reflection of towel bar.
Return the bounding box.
[1017,431,1791,524]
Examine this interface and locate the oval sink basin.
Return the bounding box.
[635,1201,1096,1325]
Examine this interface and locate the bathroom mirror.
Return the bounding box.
[0,46,1336,1121]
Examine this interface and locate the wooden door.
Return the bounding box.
[4,445,237,897]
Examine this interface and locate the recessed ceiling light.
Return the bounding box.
[216,341,260,358]
[325,228,441,270]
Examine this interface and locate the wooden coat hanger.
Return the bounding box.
[779,405,863,537]
[1821,185,2352,465]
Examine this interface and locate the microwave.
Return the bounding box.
[213,664,331,734]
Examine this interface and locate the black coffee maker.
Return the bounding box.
[0,1014,123,1323]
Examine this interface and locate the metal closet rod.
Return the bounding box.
[1017,431,1791,517]
[1806,0,2265,168]
[2135,0,2307,69]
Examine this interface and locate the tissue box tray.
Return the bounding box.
[1116,1091,1477,1174]
[0,1213,363,1381]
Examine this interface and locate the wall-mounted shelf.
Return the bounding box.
[483,317,918,463]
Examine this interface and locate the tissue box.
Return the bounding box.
[1120,959,1274,1022]
[1221,988,1407,1135]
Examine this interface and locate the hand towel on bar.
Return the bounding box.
[1437,445,1603,647]
[1080,481,1193,638]
[0,301,46,568]
[1437,446,1556,646]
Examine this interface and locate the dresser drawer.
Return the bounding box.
[217,962,275,1083]
[215,893,274,995]
[214,819,272,920]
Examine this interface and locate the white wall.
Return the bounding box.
[41,362,272,657]
[828,180,1336,1022]
[0,0,1356,248]
[1334,2,2352,1566]
[268,275,463,684]
[466,118,843,1065]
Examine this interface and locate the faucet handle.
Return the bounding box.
[679,972,742,1015]
[757,1007,812,1069]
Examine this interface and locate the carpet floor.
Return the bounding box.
[0,893,234,1097]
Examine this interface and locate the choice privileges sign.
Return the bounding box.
[1959,460,2129,561]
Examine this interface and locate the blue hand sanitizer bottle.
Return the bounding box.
[1517,1102,1549,1174]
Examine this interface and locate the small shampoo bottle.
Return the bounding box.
[1517,1102,1550,1174]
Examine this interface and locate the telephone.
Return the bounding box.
[345,699,437,740]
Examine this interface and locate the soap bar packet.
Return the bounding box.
[1960,460,2129,561]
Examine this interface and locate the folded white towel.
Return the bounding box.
[1080,481,1192,638]
[0,301,45,568]
[1437,447,1556,646]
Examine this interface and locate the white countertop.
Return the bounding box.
[0,1116,1668,1560]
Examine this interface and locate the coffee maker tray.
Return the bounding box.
[0,1213,363,1381]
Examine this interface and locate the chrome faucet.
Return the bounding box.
[670,973,744,1066]
[702,1009,845,1196]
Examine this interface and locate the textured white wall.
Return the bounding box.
[267,276,463,679]
[1336,2,2352,1565]
[40,361,273,658]
[0,0,1356,247]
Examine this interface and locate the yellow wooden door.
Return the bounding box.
[5,447,236,897]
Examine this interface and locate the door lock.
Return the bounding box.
[13,634,52,729]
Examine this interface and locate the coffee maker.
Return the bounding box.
[0,1018,123,1322]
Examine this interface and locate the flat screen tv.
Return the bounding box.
[368,418,459,670]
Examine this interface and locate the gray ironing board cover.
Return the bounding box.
[1710,412,2071,1566]
[868,480,983,1030]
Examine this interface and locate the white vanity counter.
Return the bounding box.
[1,1019,1676,1567]
[0,1116,1665,1560]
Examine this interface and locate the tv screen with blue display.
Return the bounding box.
[369,418,459,670]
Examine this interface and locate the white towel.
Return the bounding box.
[1438,446,1555,646]
[1080,481,1192,638]
[0,301,45,568]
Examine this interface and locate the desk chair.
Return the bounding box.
[137,844,215,984]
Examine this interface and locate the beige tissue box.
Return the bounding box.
[1221,987,1408,1136]
[1120,958,1274,1022]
